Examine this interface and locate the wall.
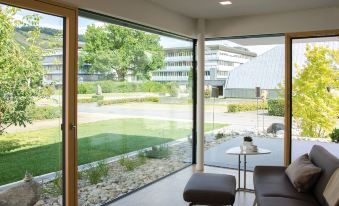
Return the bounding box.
[206,7,339,38]
[58,0,196,37]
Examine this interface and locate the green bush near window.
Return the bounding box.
[28,106,61,120]
[329,128,339,143]
[43,172,63,197]
[91,95,104,101]
[77,98,97,103]
[118,155,146,171]
[97,96,160,106]
[267,99,284,117]
[85,161,109,184]
[77,81,178,94]
[143,145,171,159]
[215,131,226,139]
[227,102,267,113]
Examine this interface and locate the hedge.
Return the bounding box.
[77,98,97,103]
[29,106,61,120]
[78,81,178,95]
[227,102,268,113]
[77,95,104,104]
[97,96,160,106]
[267,99,284,116]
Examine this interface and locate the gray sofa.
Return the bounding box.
[253,145,339,206]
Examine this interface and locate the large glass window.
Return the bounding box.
[291,36,339,160]
[203,36,285,174]
[0,3,65,205]
[76,13,197,205]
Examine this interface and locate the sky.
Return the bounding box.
[4,4,277,56]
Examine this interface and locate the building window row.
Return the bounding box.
[154,71,189,77]
[166,61,192,67]
[217,71,229,76]
[218,60,234,66]
[166,50,192,57]
[219,51,251,59]
[154,71,212,77]
[43,65,63,71]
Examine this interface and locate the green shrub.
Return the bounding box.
[329,128,339,143]
[78,95,104,103]
[97,96,160,106]
[141,81,166,93]
[215,132,225,139]
[28,106,61,120]
[143,145,171,159]
[268,99,284,116]
[0,140,21,153]
[227,102,267,113]
[85,161,109,184]
[78,171,86,180]
[166,82,179,97]
[78,82,97,94]
[77,81,179,94]
[77,98,97,103]
[96,161,109,176]
[118,155,146,171]
[91,95,104,101]
[43,172,63,197]
[204,88,211,98]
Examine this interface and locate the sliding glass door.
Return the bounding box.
[0,1,77,205]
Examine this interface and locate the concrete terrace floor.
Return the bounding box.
[108,166,255,206]
[205,136,339,171]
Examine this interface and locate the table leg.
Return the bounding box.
[244,155,247,189]
[238,155,241,189]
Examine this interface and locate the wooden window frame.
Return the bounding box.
[0,0,78,205]
[284,29,339,166]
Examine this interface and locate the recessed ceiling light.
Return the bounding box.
[219,1,232,5]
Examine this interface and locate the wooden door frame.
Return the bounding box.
[0,1,78,205]
[284,29,339,166]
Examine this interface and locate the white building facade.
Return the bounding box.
[151,44,256,95]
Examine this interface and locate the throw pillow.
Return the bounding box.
[323,168,339,206]
[285,153,322,192]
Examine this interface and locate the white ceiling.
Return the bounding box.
[146,0,339,19]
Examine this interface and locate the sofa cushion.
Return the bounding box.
[285,153,321,192]
[254,166,319,205]
[309,145,339,206]
[257,196,320,206]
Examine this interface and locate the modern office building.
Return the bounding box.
[151,44,256,95]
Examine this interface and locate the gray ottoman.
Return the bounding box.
[183,173,236,206]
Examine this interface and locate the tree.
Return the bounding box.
[79,24,164,80]
[292,44,339,138]
[0,7,46,134]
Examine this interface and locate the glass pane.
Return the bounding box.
[291,37,339,160]
[0,4,64,205]
[204,37,285,174]
[77,16,193,205]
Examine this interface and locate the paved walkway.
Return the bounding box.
[7,103,283,133]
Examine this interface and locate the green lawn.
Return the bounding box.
[0,118,225,185]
